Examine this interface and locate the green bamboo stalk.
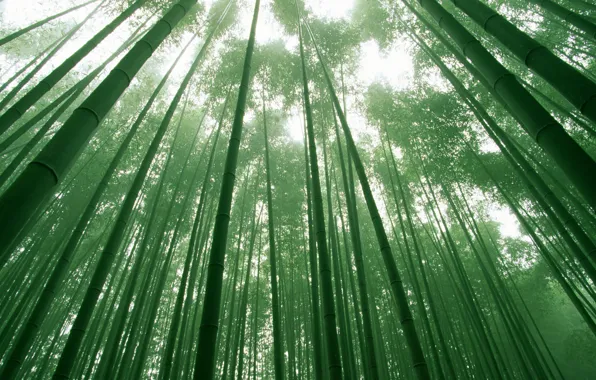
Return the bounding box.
[0,88,81,190]
[194,0,260,377]
[0,0,105,112]
[304,18,430,380]
[0,9,154,156]
[380,139,447,380]
[162,99,230,380]
[334,173,367,380]
[466,141,596,335]
[524,80,596,139]
[0,0,198,264]
[449,0,596,122]
[333,116,378,380]
[411,0,596,209]
[445,187,541,378]
[75,220,146,377]
[297,17,343,380]
[0,84,75,153]
[50,22,208,377]
[0,34,65,94]
[303,107,325,380]
[98,97,207,380]
[0,20,148,190]
[169,125,221,380]
[0,0,148,133]
[455,185,556,379]
[262,87,285,380]
[415,143,504,380]
[219,174,251,379]
[0,0,99,47]
[235,207,263,380]
[404,24,596,278]
[0,82,77,155]
[323,141,354,380]
[0,31,193,379]
[252,230,262,380]
[175,194,219,378]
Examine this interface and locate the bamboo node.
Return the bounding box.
[523,45,544,67]
[78,106,101,125]
[11,107,23,117]
[533,121,558,143]
[173,2,189,16]
[160,19,174,35]
[579,94,596,114]
[30,161,59,185]
[112,67,133,86]
[482,13,499,31]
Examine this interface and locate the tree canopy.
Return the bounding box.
[0,0,595,379]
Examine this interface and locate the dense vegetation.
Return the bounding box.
[0,0,595,378]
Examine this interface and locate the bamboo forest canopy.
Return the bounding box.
[0,0,595,378]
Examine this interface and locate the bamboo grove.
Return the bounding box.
[0,0,595,378]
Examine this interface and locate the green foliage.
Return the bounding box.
[0,0,595,379]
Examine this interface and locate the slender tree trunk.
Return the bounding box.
[0,0,148,133]
[0,31,197,378]
[194,0,260,377]
[297,17,343,380]
[302,108,325,380]
[235,206,262,380]
[262,89,285,380]
[0,1,104,112]
[323,141,354,380]
[0,11,153,156]
[50,21,207,377]
[220,175,251,379]
[449,0,596,122]
[0,34,64,95]
[465,143,596,335]
[304,18,430,380]
[252,231,262,380]
[0,0,99,47]
[0,0,197,264]
[333,116,378,380]
[403,23,596,281]
[0,21,147,190]
[410,0,596,209]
